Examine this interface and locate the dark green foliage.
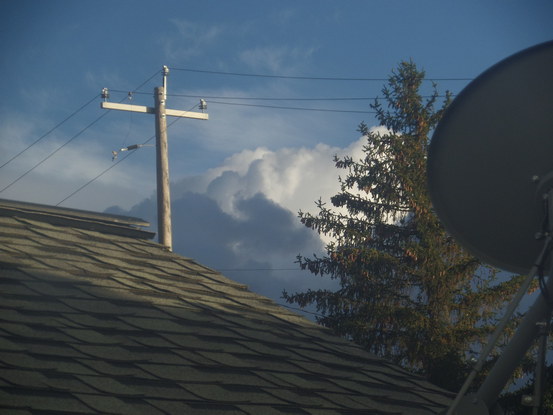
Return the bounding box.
[283,61,524,390]
[499,365,553,414]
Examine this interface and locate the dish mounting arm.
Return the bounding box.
[448,187,553,414]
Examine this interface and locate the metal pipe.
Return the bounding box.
[476,266,553,408]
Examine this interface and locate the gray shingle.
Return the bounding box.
[77,359,156,379]
[75,393,166,415]
[0,199,452,414]
[182,383,287,405]
[0,388,95,413]
[148,400,248,415]
[77,375,144,397]
[1,368,49,389]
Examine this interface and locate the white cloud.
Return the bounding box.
[108,131,386,306]
[172,133,374,220]
[0,113,37,154]
[0,111,155,211]
[166,82,361,161]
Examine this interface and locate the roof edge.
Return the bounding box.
[0,199,156,240]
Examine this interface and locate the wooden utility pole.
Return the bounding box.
[154,85,171,248]
[101,66,208,251]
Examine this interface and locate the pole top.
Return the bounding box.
[161,66,169,101]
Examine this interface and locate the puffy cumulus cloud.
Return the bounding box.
[111,190,329,303]
[109,131,390,306]
[173,133,374,219]
[171,192,322,269]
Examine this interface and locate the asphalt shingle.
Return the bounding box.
[0,199,453,413]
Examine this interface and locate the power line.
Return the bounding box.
[55,139,151,206]
[0,111,111,195]
[132,70,160,92]
[109,88,454,102]
[56,132,155,207]
[0,70,158,176]
[277,302,325,318]
[200,95,376,101]
[110,89,377,101]
[208,100,376,114]
[56,103,199,206]
[51,66,454,203]
[0,94,98,171]
[99,92,458,115]
[170,66,473,82]
[179,93,454,101]
[0,70,160,197]
[205,93,453,101]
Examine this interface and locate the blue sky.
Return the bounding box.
[1,0,552,304]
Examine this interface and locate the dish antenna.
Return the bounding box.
[428,40,553,414]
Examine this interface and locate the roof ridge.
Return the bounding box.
[0,199,155,240]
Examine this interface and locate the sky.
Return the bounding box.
[1,0,553,311]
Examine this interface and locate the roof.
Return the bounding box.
[0,198,453,414]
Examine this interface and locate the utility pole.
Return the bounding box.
[154,84,171,249]
[101,66,208,251]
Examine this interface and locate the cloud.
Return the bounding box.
[177,135,370,219]
[0,110,155,211]
[172,192,321,267]
[163,81,370,185]
[1,67,379,307]
[111,189,329,303]
[108,133,385,305]
[0,73,367,215]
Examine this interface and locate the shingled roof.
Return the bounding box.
[0,198,453,414]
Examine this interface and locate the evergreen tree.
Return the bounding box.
[499,364,553,414]
[283,61,525,390]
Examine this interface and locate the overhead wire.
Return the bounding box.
[55,137,148,206]
[164,67,463,114]
[212,265,330,317]
[277,302,325,318]
[0,110,111,195]
[0,70,159,197]
[207,266,325,317]
[209,101,376,114]
[107,89,380,114]
[207,100,376,114]
[51,67,461,318]
[48,65,462,203]
[193,94,375,101]
[130,70,160,93]
[56,102,200,206]
[169,66,474,82]
[110,89,376,101]
[109,89,454,102]
[0,94,98,171]
[106,88,455,115]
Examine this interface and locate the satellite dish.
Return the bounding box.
[428,40,553,274]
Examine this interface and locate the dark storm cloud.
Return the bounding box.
[107,190,327,303]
